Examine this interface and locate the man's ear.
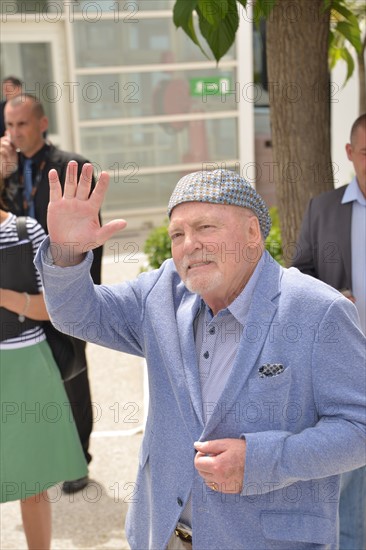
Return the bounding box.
[345,142,353,162]
[248,215,262,244]
[40,116,48,134]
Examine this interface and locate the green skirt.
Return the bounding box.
[0,340,87,502]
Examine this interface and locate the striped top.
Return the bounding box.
[0,213,46,349]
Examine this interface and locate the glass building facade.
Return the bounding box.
[1,0,273,225]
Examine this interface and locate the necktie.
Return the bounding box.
[23,158,35,218]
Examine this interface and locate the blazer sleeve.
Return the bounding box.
[35,237,144,357]
[242,296,366,495]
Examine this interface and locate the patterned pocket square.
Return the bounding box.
[258,363,285,378]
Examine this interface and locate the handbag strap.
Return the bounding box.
[16,216,29,241]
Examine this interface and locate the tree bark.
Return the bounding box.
[358,35,366,115]
[266,0,332,265]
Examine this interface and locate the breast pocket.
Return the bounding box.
[244,367,293,431]
[248,365,292,394]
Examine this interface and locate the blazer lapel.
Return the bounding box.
[201,257,281,438]
[176,293,205,426]
[150,284,203,438]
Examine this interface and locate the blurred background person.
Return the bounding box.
[0,179,87,549]
[0,76,23,137]
[0,93,102,494]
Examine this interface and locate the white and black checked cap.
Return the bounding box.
[167,169,272,239]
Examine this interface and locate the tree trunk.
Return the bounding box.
[358,35,366,115]
[266,0,332,265]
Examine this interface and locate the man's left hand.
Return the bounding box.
[194,438,246,493]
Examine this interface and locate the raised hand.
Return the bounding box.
[0,134,18,178]
[47,161,126,267]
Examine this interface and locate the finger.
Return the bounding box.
[63,160,78,199]
[194,440,227,455]
[75,163,93,201]
[89,171,110,209]
[80,220,127,251]
[197,470,217,483]
[195,450,216,462]
[207,481,220,492]
[96,219,128,245]
[48,169,62,202]
[194,452,216,477]
[0,139,14,156]
[196,466,215,483]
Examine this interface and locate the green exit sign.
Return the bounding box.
[189,77,232,97]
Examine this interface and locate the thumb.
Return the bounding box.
[194,439,227,455]
[97,219,127,244]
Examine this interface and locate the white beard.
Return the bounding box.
[183,267,224,297]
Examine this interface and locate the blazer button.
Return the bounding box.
[203,351,209,359]
[177,497,183,507]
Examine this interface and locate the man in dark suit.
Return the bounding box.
[293,113,366,550]
[0,76,23,137]
[0,93,102,493]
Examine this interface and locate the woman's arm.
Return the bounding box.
[0,289,49,321]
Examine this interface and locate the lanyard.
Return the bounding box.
[20,158,46,215]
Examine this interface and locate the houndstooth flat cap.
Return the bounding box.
[167,169,272,239]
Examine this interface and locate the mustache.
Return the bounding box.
[180,252,216,271]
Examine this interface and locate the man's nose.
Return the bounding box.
[182,232,201,255]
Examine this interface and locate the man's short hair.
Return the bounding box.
[350,113,366,144]
[8,93,45,118]
[2,76,22,88]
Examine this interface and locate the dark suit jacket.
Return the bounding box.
[293,185,352,291]
[0,100,6,137]
[3,142,102,284]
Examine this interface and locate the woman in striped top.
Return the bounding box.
[0,196,87,549]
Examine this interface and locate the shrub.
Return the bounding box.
[143,220,171,270]
[143,207,283,269]
[266,207,284,265]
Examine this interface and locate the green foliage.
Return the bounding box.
[173,0,208,59]
[197,0,239,62]
[143,207,284,270]
[172,0,276,63]
[143,220,171,270]
[265,207,284,265]
[328,0,365,86]
[173,0,364,80]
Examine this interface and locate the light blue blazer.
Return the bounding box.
[36,243,366,550]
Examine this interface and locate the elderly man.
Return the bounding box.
[35,165,365,550]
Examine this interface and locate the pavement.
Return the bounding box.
[1,230,153,550]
